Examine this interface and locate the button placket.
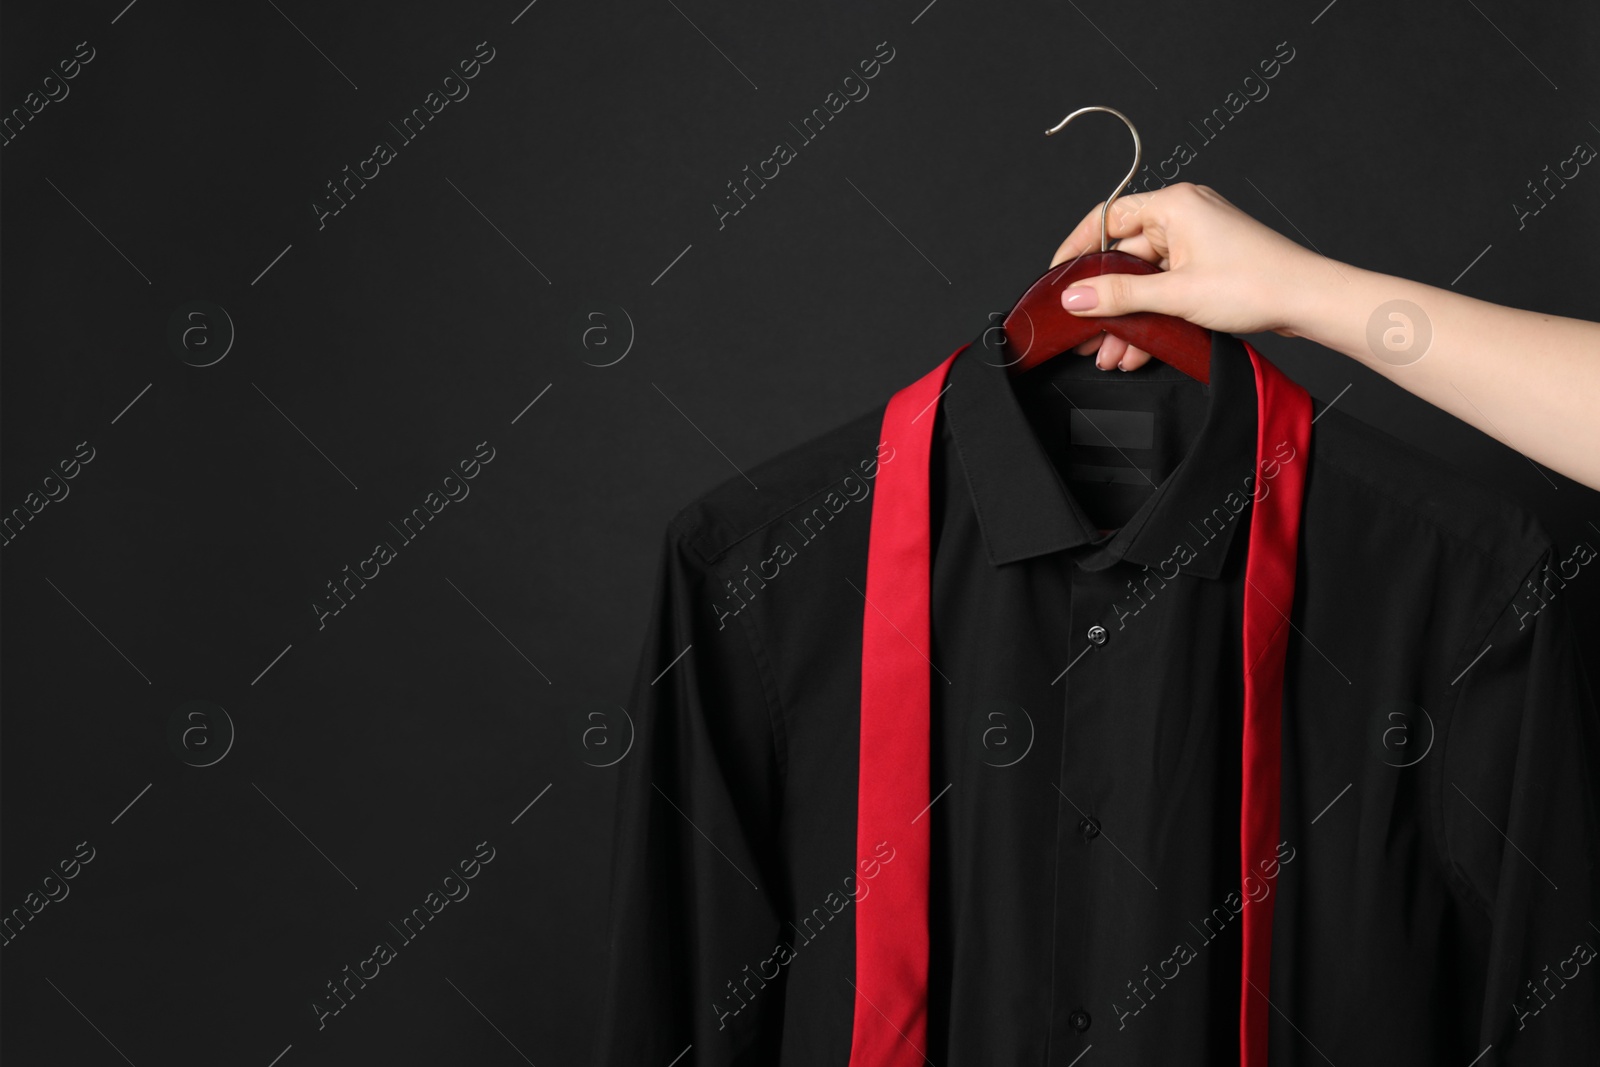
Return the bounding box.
[1052,564,1116,1061]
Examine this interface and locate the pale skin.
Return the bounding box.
[1049,182,1600,491]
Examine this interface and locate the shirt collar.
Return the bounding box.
[940,325,1260,579]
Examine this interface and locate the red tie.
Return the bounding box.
[849,339,1310,1067]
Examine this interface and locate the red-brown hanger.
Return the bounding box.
[1001,106,1213,383]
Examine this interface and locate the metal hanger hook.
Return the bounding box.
[1044,106,1142,253]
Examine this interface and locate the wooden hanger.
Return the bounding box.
[1001,106,1213,383]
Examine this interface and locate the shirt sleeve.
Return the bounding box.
[1443,543,1600,1063]
[593,520,788,1066]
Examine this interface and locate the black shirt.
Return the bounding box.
[594,328,1600,1066]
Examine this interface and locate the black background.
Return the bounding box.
[2,1,1597,1064]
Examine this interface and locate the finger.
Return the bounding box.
[1072,336,1104,356]
[1061,269,1184,318]
[1095,333,1129,370]
[1117,344,1155,372]
[1050,191,1161,266]
[1107,233,1161,266]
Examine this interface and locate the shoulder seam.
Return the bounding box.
[1310,444,1546,574]
[685,470,865,567]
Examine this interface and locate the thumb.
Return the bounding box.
[1061,270,1182,318]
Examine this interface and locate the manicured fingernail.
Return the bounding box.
[1061,286,1098,310]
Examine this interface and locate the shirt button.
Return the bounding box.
[1070,1009,1092,1032]
[1086,624,1108,646]
[1078,816,1101,840]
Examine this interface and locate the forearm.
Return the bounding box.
[1280,256,1600,490]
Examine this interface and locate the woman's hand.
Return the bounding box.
[1038,182,1600,489]
[1049,182,1327,370]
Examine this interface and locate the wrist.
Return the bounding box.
[1274,252,1375,358]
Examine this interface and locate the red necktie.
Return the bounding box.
[849,339,1311,1067]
